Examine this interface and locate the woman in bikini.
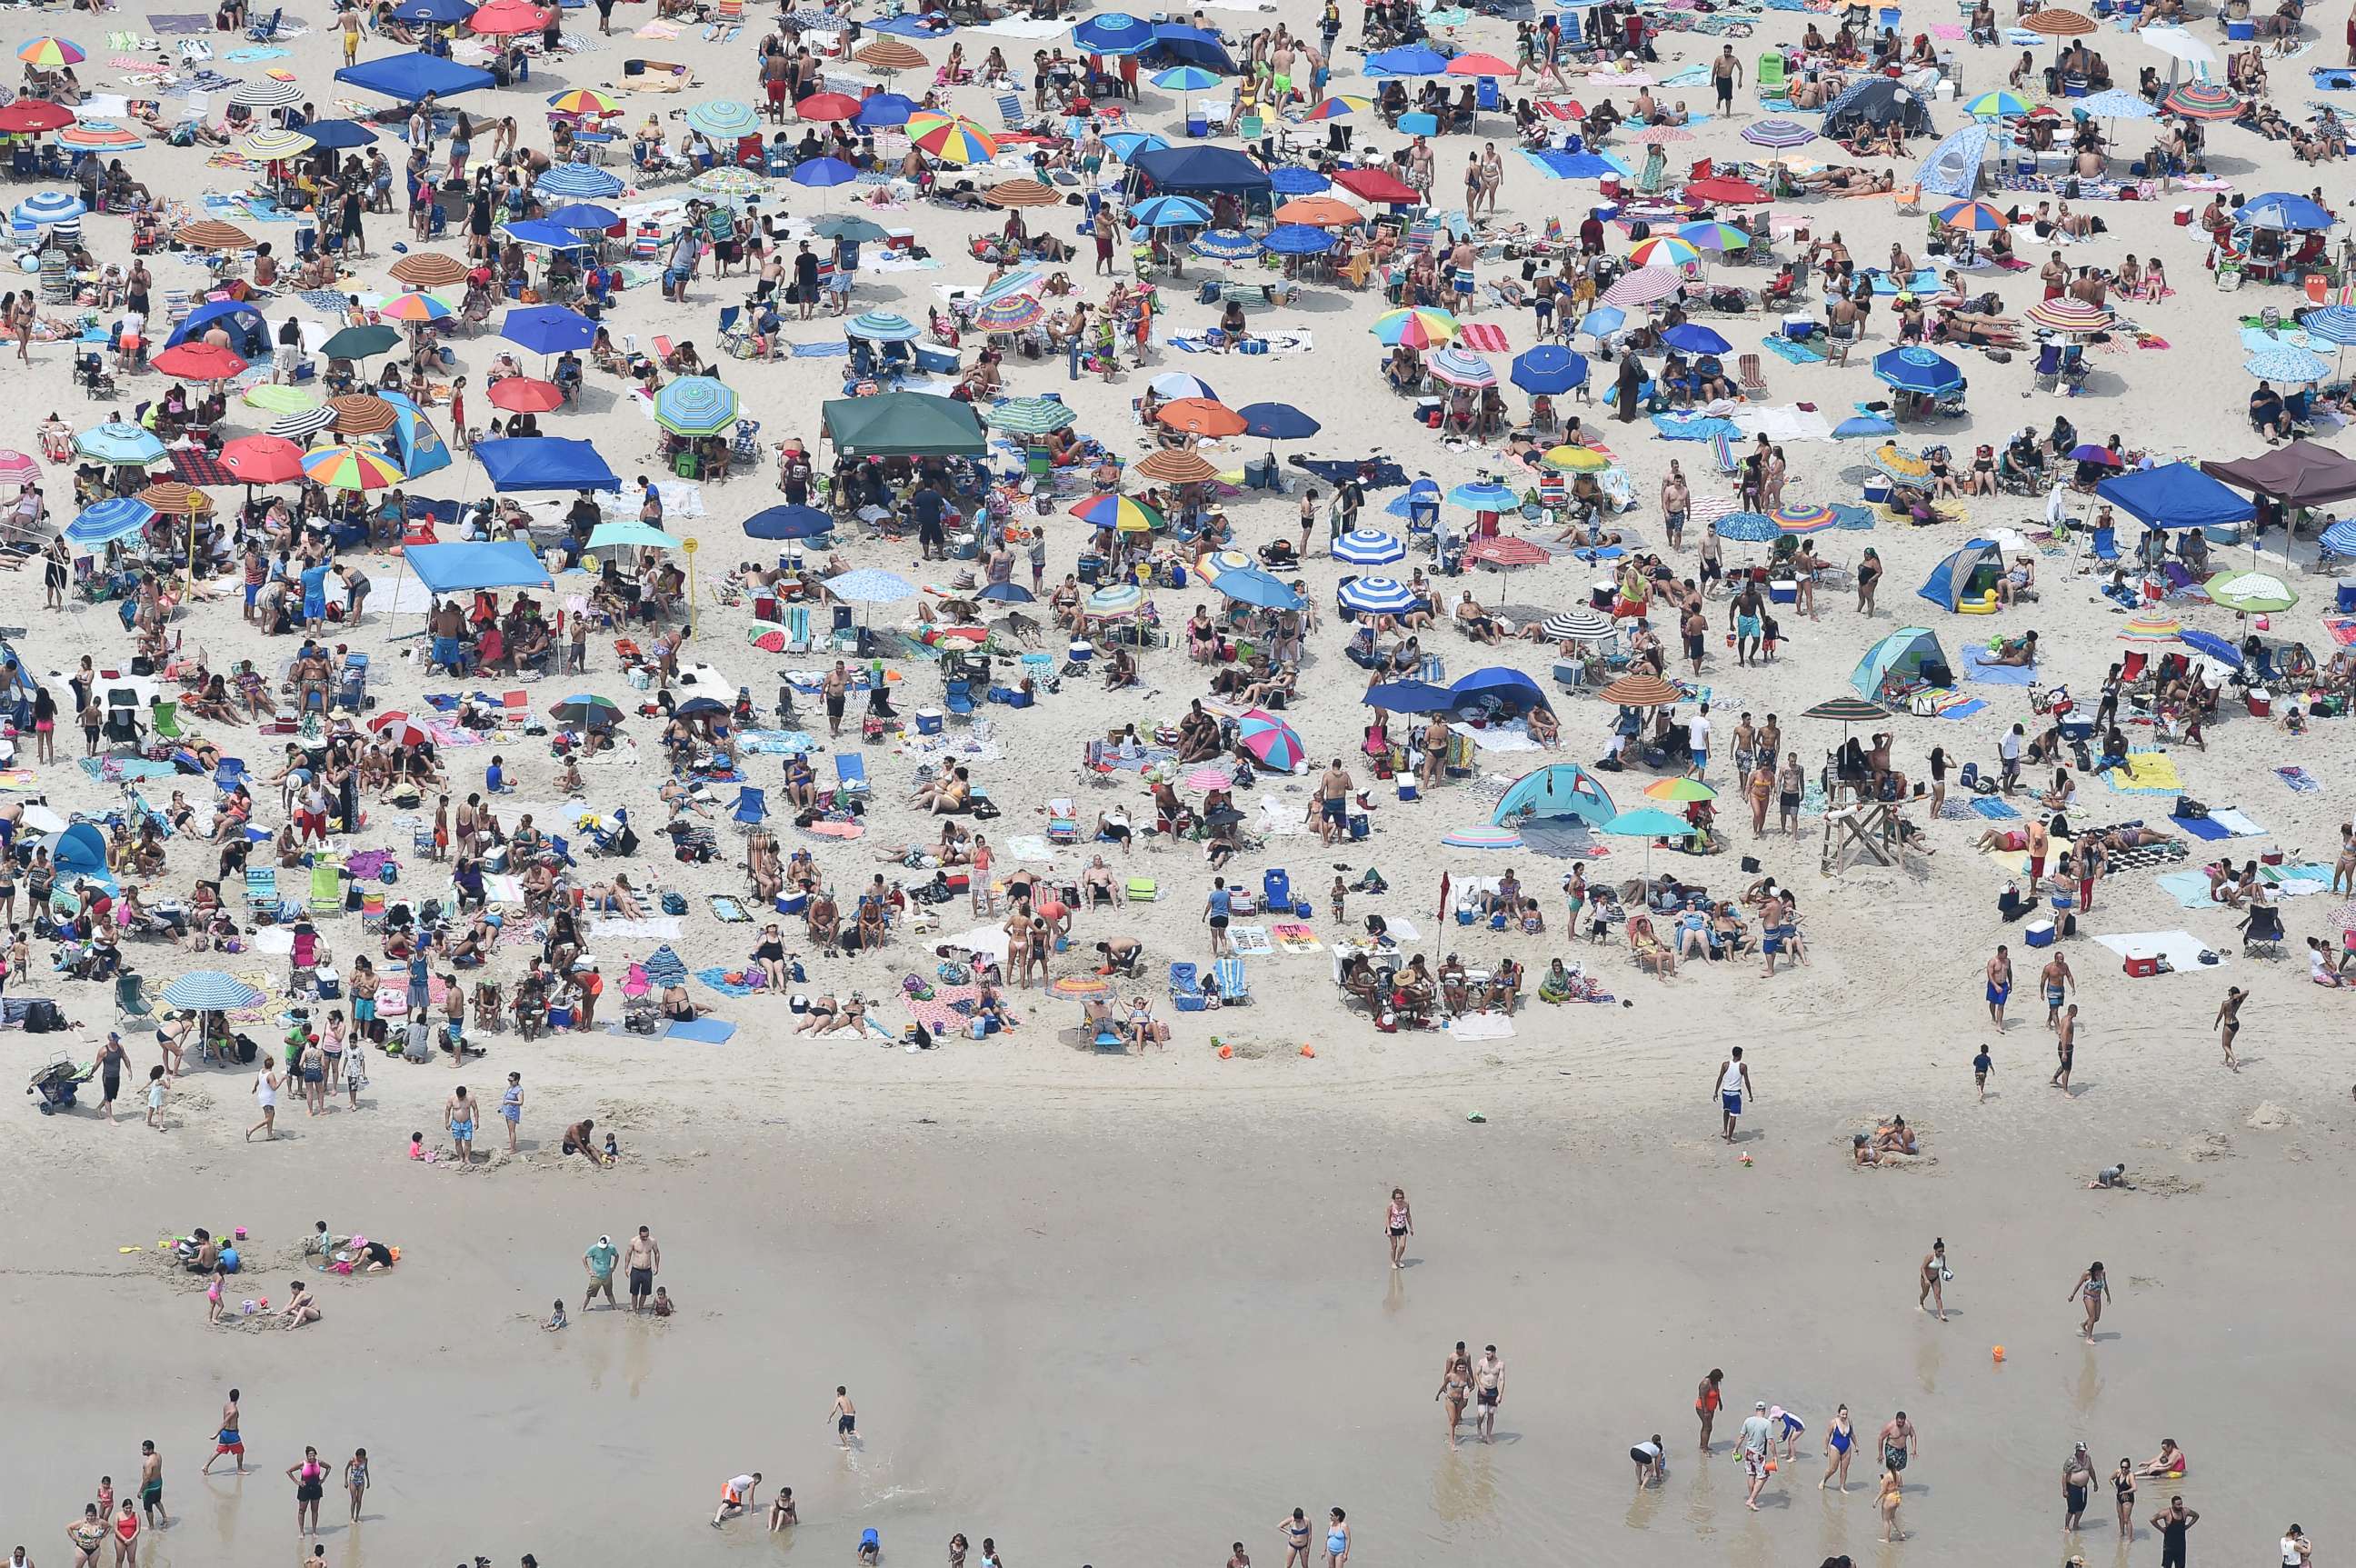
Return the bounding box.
[1821,1403,1857,1490]
[1878,1465,1906,1542]
[1436,1345,1472,1450]
[1279,1509,1313,1568]
[2069,1260,2109,1343]
[1385,1187,1413,1269]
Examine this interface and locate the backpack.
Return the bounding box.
[659,890,688,916]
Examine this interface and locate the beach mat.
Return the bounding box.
[1969,796,2022,820]
[1959,646,2037,684]
[664,1017,737,1043]
[2106,753,2184,794]
[2170,814,2231,842]
[2277,766,2322,793]
[2094,929,2224,973]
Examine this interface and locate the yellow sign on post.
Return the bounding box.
[683,536,700,639]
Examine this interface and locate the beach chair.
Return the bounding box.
[1709,430,1740,475]
[1737,354,1767,394]
[1756,52,1787,98]
[834,753,870,797]
[1047,797,1079,844]
[246,5,283,38]
[215,756,246,793]
[245,866,277,922]
[115,972,155,1026]
[2090,524,2118,563]
[309,861,344,916]
[1210,955,1249,1004]
[995,92,1027,131]
[149,699,185,742]
[944,678,976,723]
[729,786,769,830]
[1168,960,1206,1010]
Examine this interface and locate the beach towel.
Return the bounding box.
[2170,814,2231,842]
[1930,695,1987,719]
[1297,458,1410,489]
[1969,796,2022,820]
[1270,923,1324,954]
[2153,868,2223,909]
[589,915,684,941]
[693,966,764,997]
[708,895,753,923]
[1003,834,1058,862]
[2208,807,2269,837]
[2106,753,2183,794]
[2312,65,2356,87]
[1649,413,1742,442]
[147,11,209,30]
[2094,930,2224,973]
[2321,615,2356,646]
[1444,1012,1516,1040]
[2276,765,2322,793]
[1522,147,1631,181]
[1227,924,1275,955]
[1959,646,2038,685]
[664,1017,738,1043]
[1760,333,1827,365]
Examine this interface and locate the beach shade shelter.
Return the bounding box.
[398,542,555,601]
[1491,761,1618,828]
[218,435,307,484]
[1235,710,1304,770]
[334,53,495,100]
[1212,564,1302,611]
[984,397,1079,435]
[743,504,836,541]
[1073,11,1153,52]
[2241,192,2336,231]
[1338,575,1418,615]
[2204,571,2297,614]
[1540,607,1614,641]
[1333,528,1406,565]
[2094,462,2255,534]
[0,100,75,134]
[1873,345,1964,396]
[1597,672,1681,707]
[65,497,155,551]
[1742,116,1819,148]
[165,297,268,354]
[821,394,986,458]
[13,191,86,227]
[652,376,740,437]
[854,93,919,129]
[1331,166,1420,205]
[1511,345,1590,394]
[44,822,111,887]
[160,971,265,1011]
[475,437,621,492]
[1128,145,1272,198]
[1918,537,2002,611]
[2201,440,2356,508]
[501,305,596,355]
[1822,77,1932,141]
[1851,625,1948,700]
[75,422,165,464]
[1915,124,1993,202]
[2163,80,2240,119]
[1367,43,1449,74]
[1363,679,1454,713]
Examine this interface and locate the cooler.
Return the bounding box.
[1862,476,1892,505]
[2122,954,2160,976]
[1396,780,1420,802]
[777,891,810,916]
[1591,579,1618,611]
[913,707,943,734]
[1066,640,1093,664]
[2023,919,2054,948]
[2245,689,2272,717]
[1768,578,1798,604]
[2337,581,2356,614]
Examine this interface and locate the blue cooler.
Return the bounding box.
[1295,899,1314,919]
[914,708,943,735]
[1862,477,1892,505]
[1768,579,1798,604]
[1348,814,1370,841]
[2024,918,2055,948]
[778,892,810,916]
[1066,640,1093,665]
[1397,780,1421,802]
[2338,582,2356,614]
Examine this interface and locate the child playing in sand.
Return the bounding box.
[858,1528,881,1564]
[544,1300,568,1332]
[653,1287,674,1317]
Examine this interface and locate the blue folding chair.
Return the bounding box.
[1168,961,1206,1011]
[834,753,870,796]
[1210,955,1249,1004]
[729,787,768,830]
[944,679,976,722]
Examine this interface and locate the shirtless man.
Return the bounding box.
[624,1224,661,1313]
[2212,984,2244,1071]
[2051,1004,2079,1091]
[2041,952,2074,1029]
[201,1390,244,1475]
[821,663,849,738]
[1316,758,1353,846]
[1985,944,2012,1031]
[138,1441,165,1528]
[1918,1239,1948,1322]
[827,1386,858,1448]
[1472,1345,1505,1443]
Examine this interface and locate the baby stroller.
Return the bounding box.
[28,1053,93,1114]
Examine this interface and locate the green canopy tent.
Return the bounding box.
[820,393,988,458]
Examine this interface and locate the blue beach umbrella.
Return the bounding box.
[1132,194,1211,227]
[534,163,624,200]
[1073,12,1153,53]
[160,971,266,1010]
[501,305,595,355]
[1448,480,1522,511]
[65,497,155,549]
[854,93,917,128]
[743,504,834,540]
[1511,345,1590,394]
[976,581,1036,602]
[1338,575,1418,614]
[1872,345,1963,395]
[75,422,165,464]
[2179,628,2242,666]
[1235,402,1320,439]
[1190,226,1261,258]
[1713,511,1779,543]
[303,118,378,149]
[1835,414,1898,439]
[544,202,620,231]
[1102,130,1168,160]
[1368,43,1448,74]
[2242,191,2335,231]
[1152,65,1221,91]
[1578,305,1626,340]
[685,99,762,138]
[1261,223,1334,255]
[1333,527,1407,565]
[1662,323,1732,355]
[790,157,858,188]
[1270,166,1331,195]
[13,191,85,226]
[2320,520,2356,557]
[1214,564,1303,610]
[2301,306,2356,345]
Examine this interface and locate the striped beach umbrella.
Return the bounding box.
[1338,575,1417,614]
[1626,124,1692,145]
[267,406,338,441]
[1540,606,1614,640]
[1134,448,1219,485]
[2301,306,2356,346]
[1070,493,1164,533]
[377,289,454,323]
[1599,673,1680,706]
[16,36,86,68]
[1427,348,1497,388]
[240,126,315,160]
[75,421,165,464]
[1466,535,1547,569]
[1373,307,1457,347]
[1189,226,1261,258]
[159,972,265,1011]
[2118,613,2181,642]
[2162,80,2240,119]
[653,375,739,436]
[1333,528,1406,565]
[2023,7,2097,32]
[1801,695,1891,723]
[1441,824,1524,850]
[302,445,405,491]
[1939,199,2008,231]
[685,99,762,138]
[1871,443,1933,480]
[2321,520,2356,557]
[327,394,402,435]
[1741,116,1818,147]
[826,568,916,605]
[983,178,1060,208]
[547,87,619,115]
[984,397,1077,435]
[1964,89,2037,116]
[1642,777,1716,803]
[913,115,998,163]
[1626,235,1701,268]
[1772,503,1840,534]
[1046,974,1111,998]
[1085,583,1144,614]
[854,37,928,72]
[229,75,303,109]
[1677,221,1750,254]
[534,162,624,199]
[135,479,211,517]
[12,190,85,226]
[1194,549,1254,583]
[1235,710,1304,770]
[1298,95,1369,120]
[57,122,145,150]
[973,294,1045,333]
[1131,194,1212,227]
[1603,265,1685,305]
[65,497,156,549]
[1448,479,1521,511]
[0,450,39,485]
[2024,297,2111,333]
[845,311,920,343]
[389,251,469,288]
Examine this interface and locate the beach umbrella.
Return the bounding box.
[369,712,433,747]
[983,178,1060,208]
[1510,345,1590,394]
[2080,87,2155,121]
[973,582,1035,605]
[267,406,338,441]
[487,376,564,414]
[1235,402,1320,441]
[0,100,74,133]
[2329,902,2356,932]
[1084,584,1144,616]
[388,251,468,289]
[984,397,1078,435]
[135,479,210,518]
[1131,194,1212,228]
[1713,511,1779,544]
[378,290,455,324]
[1383,478,1441,519]
[1298,95,1369,121]
[534,163,624,200]
[175,218,255,251]
[302,445,404,491]
[1182,764,1233,791]
[241,127,315,162]
[1642,777,1716,804]
[1195,549,1254,584]
[1448,479,1522,512]
[327,394,403,435]
[1186,226,1260,259]
[2068,444,2122,469]
[2241,192,2336,231]
[1677,221,1751,255]
[1872,346,1963,395]
[1964,89,2037,116]
[1772,503,1839,534]
[690,166,765,198]
[152,341,247,381]
[845,310,921,342]
[160,972,265,1011]
[1466,535,1546,570]
[547,86,619,115]
[1270,167,1332,195]
[1603,266,1684,305]
[828,567,917,604]
[854,37,927,73]
[469,0,552,29]
[17,36,86,68]
[0,450,34,487]
[1235,710,1304,771]
[1153,64,1221,92]
[1333,528,1407,565]
[1626,235,1700,268]
[2024,297,2112,333]
[1442,825,1525,850]
[1367,43,1449,74]
[1445,50,1514,75]
[972,294,1046,334]
[1134,448,1219,485]
[218,434,306,484]
[1073,11,1153,52]
[1069,493,1164,532]
[1102,129,1170,159]
[853,92,918,129]
[1541,444,1611,472]
[1047,974,1112,999]
[1261,223,1335,256]
[228,75,303,108]
[1373,306,1457,347]
[1599,673,1682,707]
[2245,344,2331,383]
[2204,571,2297,613]
[1742,116,1820,149]
[2162,80,2239,118]
[1871,444,1933,480]
[1273,194,1362,227]
[64,497,155,550]
[652,376,740,437]
[1802,695,1890,724]
[1427,348,1497,388]
[814,215,891,244]
[743,504,835,541]
[1939,199,2008,233]
[913,116,998,163]
[1213,564,1303,611]
[549,694,622,729]
[1540,607,1614,641]
[11,191,85,229]
[2301,307,2356,347]
[2321,519,2356,558]
[2024,6,2096,31]
[1577,305,1627,342]
[502,305,596,355]
[75,422,165,464]
[2119,613,2182,642]
[1834,414,1897,439]
[2178,627,2242,664]
[57,122,146,151]
[1662,323,1733,355]
[1338,575,1417,615]
[245,385,322,417]
[544,202,621,232]
[797,92,862,123]
[1156,398,1247,437]
[1602,804,1691,875]
[1626,125,1692,146]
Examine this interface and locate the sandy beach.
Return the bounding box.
[3,0,2356,1560]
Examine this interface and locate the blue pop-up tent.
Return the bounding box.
[1148,23,1237,73]
[45,823,113,889]
[165,297,270,355]
[1129,145,1272,197]
[1852,625,1948,700]
[1492,761,1617,828]
[2094,461,2256,532]
[1450,666,1548,713]
[378,389,451,482]
[401,542,555,596]
[1915,122,1990,202]
[475,436,620,493]
[1917,537,2002,611]
[334,52,495,101]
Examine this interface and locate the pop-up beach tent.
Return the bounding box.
[1852,625,1948,700]
[1492,761,1618,828]
[1917,538,2002,611]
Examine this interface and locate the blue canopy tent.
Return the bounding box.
[1128,145,1272,199]
[165,298,269,355]
[2094,461,2256,534]
[475,437,620,493]
[1852,625,1948,701]
[1491,761,1618,828]
[400,541,555,598]
[1917,537,2002,611]
[1148,23,1237,73]
[333,53,495,102]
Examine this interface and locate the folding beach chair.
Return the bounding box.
[245,866,277,922]
[309,861,344,916]
[1210,955,1249,1004]
[1168,961,1206,1010]
[729,786,769,830]
[834,753,869,797]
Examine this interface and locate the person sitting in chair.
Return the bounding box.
[2249,379,2294,440]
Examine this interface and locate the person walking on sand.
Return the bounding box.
[1435,1342,1472,1450]
[1203,876,1233,958]
[2052,1004,2078,1091]
[1878,1465,1906,1543]
[1737,1401,1773,1511]
[1384,1187,1413,1268]
[2042,952,2075,1029]
[1821,1403,1856,1490]
[1713,1047,1753,1143]
[2069,1261,2108,1343]
[344,1449,367,1525]
[1695,1368,1724,1452]
[1472,1345,1504,1443]
[1973,1043,1994,1102]
[624,1224,661,1313]
[2214,986,2245,1071]
[828,1387,858,1447]
[1986,944,2012,1031]
[245,1063,280,1142]
[1878,1410,1917,1482]
[136,1442,165,1530]
[201,1391,244,1475]
[1919,1239,1949,1322]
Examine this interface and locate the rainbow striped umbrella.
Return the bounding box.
[547,87,619,115]
[2118,613,2181,642]
[652,375,740,436]
[1372,306,1456,347]
[1069,492,1164,533]
[1085,582,1144,614]
[2023,297,2111,333]
[1642,777,1717,803]
[973,293,1045,333]
[911,115,999,164]
[2162,80,2240,119]
[1441,824,1524,850]
[1677,221,1750,253]
[301,444,404,492]
[1298,95,1370,120]
[1772,502,1839,534]
[57,121,145,150]
[1939,199,2008,231]
[1964,89,2037,116]
[1626,235,1701,268]
[17,36,85,68]
[377,290,454,323]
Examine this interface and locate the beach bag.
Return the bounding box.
[660,890,688,916]
[2173,795,2207,819]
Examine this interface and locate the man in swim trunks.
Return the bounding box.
[444,1085,476,1169]
[829,1386,857,1447]
[624,1224,660,1313]
[1879,1411,1917,1478]
[138,1440,166,1528]
[200,1390,245,1474]
[1713,1048,1752,1143]
[2052,1004,2078,1091]
[1472,1346,1504,1443]
[1985,945,2012,1031]
[2041,953,2074,1029]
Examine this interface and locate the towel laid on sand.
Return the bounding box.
[1960,646,2038,684]
[2107,753,2184,794]
[2094,930,2224,973]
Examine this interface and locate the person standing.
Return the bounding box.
[1472,1346,1504,1443]
[2150,1498,2197,1568]
[444,1084,477,1168]
[245,1061,281,1142]
[1985,944,2012,1031]
[2052,1004,2078,1092]
[2213,986,2244,1071]
[1736,1401,1773,1510]
[1694,1368,1723,1452]
[624,1224,661,1313]
[94,1032,129,1125]
[499,1071,524,1153]
[1203,876,1233,959]
[1820,1404,1856,1491]
[344,1449,368,1525]
[828,1387,857,1448]
[201,1390,244,1475]
[582,1234,619,1312]
[1384,1187,1413,1269]
[1434,1342,1472,1451]
[1323,1508,1349,1568]
[2062,1443,2095,1532]
[1877,1410,1917,1482]
[2282,1523,2311,1568]
[1918,1239,1948,1322]
[1614,351,1642,424]
[1711,44,1743,115]
[1712,1047,1753,1143]
[2042,952,2075,1030]
[2069,1261,2108,1343]
[136,1442,165,1530]
[286,1447,327,1539]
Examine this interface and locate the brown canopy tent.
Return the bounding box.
[2201,441,2356,508]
